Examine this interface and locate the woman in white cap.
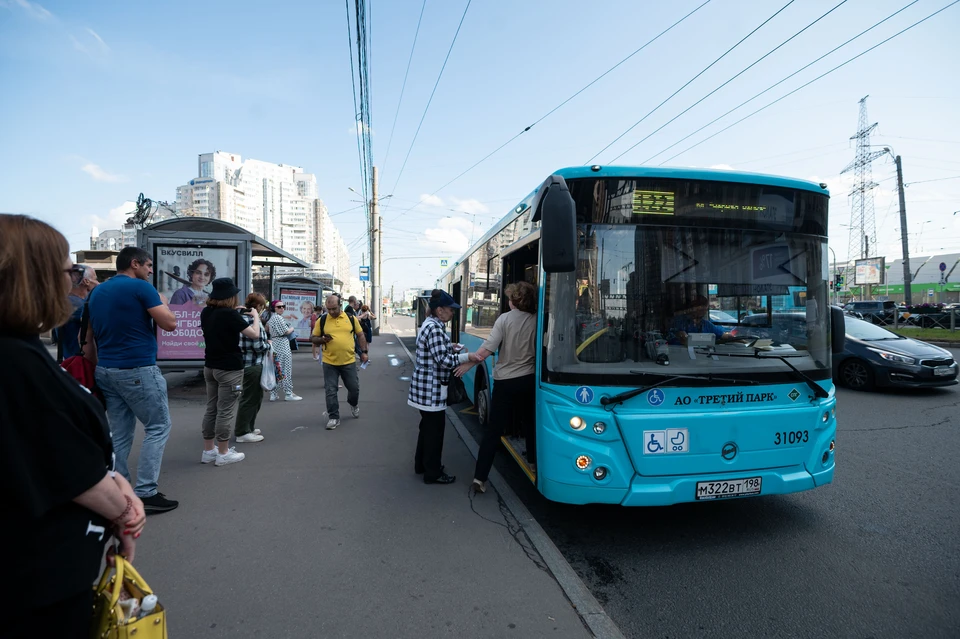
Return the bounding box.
[407,289,472,485]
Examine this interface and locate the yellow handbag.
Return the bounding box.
[91,555,167,639]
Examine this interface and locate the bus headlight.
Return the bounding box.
[575,455,592,470]
[593,421,607,434]
[569,416,586,431]
[822,411,830,423]
[593,467,608,480]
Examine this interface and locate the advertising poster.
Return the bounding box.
[154,245,239,360]
[855,257,884,285]
[279,288,319,341]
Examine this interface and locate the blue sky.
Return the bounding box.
[1,0,958,294]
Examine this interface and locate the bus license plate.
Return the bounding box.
[696,477,762,500]
[934,367,953,377]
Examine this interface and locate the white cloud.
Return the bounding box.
[419,194,444,207]
[81,163,127,183]
[448,197,489,215]
[1,0,52,20]
[85,28,109,51]
[420,216,480,253]
[91,201,136,231]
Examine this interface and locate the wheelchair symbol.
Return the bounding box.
[647,389,665,406]
[647,432,664,453]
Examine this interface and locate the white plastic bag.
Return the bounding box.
[260,346,278,391]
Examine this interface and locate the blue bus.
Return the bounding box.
[439,166,845,506]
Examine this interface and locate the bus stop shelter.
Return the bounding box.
[139,218,311,371]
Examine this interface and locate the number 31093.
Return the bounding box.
[774,431,809,445]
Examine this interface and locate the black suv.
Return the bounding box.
[843,300,898,325]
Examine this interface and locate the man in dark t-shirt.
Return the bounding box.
[86,248,180,514]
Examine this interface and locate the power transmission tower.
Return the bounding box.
[841,97,885,268]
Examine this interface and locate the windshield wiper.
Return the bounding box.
[600,374,754,408]
[700,351,829,399]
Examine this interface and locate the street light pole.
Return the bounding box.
[371,166,381,336]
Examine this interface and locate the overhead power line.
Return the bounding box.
[606,0,850,164]
[586,0,797,163]
[391,0,473,196]
[640,0,921,165]
[905,175,960,185]
[382,1,713,225]
[380,0,427,180]
[654,0,958,165]
[344,0,368,208]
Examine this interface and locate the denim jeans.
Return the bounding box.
[96,365,171,498]
[323,362,359,420]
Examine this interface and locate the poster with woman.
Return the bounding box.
[154,245,238,359]
[278,288,319,341]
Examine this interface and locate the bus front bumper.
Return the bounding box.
[541,464,834,507]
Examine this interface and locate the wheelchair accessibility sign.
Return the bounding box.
[643,428,689,454]
[647,389,666,406]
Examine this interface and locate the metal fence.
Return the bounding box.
[849,308,960,331]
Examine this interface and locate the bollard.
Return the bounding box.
[952,308,956,332]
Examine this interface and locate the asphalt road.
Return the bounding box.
[391,316,960,639]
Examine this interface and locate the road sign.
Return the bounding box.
[940,262,947,272]
[359,266,369,282]
[440,259,449,268]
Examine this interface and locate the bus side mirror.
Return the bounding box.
[539,175,576,273]
[831,306,845,355]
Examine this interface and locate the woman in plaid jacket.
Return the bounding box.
[407,290,472,485]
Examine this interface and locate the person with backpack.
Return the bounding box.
[311,294,368,430]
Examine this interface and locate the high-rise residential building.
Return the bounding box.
[174,151,351,282]
[89,224,137,251]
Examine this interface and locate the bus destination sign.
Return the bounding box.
[632,189,675,215]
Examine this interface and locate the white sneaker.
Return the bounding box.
[253,429,262,435]
[201,449,217,464]
[285,393,303,401]
[326,418,340,430]
[351,405,360,419]
[269,392,278,402]
[215,448,245,466]
[236,433,264,443]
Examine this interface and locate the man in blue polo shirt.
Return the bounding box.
[667,295,732,346]
[85,247,180,513]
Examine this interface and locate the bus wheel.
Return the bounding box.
[475,375,491,428]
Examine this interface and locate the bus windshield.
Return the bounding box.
[543,225,831,386]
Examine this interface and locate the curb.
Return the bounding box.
[390,321,626,639]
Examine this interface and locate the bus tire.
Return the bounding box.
[475,372,491,428]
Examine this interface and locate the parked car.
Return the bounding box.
[842,300,899,324]
[833,316,958,390]
[730,312,808,347]
[709,310,739,325]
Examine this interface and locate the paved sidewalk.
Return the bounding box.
[125,332,592,638]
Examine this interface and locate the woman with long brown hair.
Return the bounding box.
[199,278,263,466]
[0,215,146,636]
[455,280,538,494]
